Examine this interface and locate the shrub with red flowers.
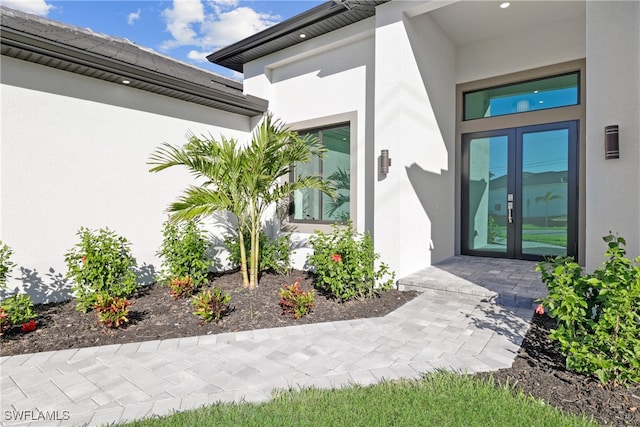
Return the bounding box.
[64,227,138,313]
[93,293,132,328]
[1,294,36,336]
[0,242,37,336]
[279,279,315,319]
[0,307,8,336]
[307,222,395,302]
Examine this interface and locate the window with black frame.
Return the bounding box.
[291,124,350,223]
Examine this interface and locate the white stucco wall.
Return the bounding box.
[244,20,376,270]
[1,57,253,302]
[585,1,640,270]
[456,13,586,84]
[373,1,456,279]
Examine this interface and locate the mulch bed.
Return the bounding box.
[1,270,638,426]
[0,270,417,356]
[475,313,640,426]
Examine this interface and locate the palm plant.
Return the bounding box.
[535,190,562,227]
[148,114,335,289]
[242,114,335,287]
[149,135,251,286]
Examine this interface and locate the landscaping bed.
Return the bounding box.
[0,270,417,356]
[476,313,640,426]
[1,271,638,426]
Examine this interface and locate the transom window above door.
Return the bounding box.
[463,72,579,121]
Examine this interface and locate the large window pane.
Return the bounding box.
[464,73,579,120]
[521,129,568,257]
[467,135,508,253]
[292,125,350,222]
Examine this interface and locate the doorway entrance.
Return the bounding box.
[462,121,578,260]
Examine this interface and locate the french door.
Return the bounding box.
[462,121,578,260]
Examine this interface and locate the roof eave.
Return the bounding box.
[1,21,268,116]
[207,1,347,72]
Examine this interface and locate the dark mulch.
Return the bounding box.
[0,270,417,356]
[2,271,638,426]
[475,313,640,426]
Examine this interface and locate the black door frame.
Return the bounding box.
[461,120,579,260]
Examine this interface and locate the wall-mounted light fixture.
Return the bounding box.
[380,149,391,175]
[604,125,619,160]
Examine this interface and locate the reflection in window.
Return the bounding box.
[464,72,579,120]
[292,124,350,222]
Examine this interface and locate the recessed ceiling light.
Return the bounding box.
[122,79,131,85]
[538,100,544,104]
[299,33,306,38]
[533,90,539,94]
[500,2,511,8]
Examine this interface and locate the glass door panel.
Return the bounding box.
[463,121,577,260]
[520,129,569,257]
[465,135,508,254]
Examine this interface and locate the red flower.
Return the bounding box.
[535,304,544,315]
[331,254,342,263]
[21,320,36,333]
[81,256,87,263]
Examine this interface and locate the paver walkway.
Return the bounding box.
[1,258,537,427]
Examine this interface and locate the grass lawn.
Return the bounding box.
[523,234,567,247]
[121,371,596,427]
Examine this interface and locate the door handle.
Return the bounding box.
[507,193,514,224]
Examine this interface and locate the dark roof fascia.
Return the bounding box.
[0,8,268,116]
[207,1,352,72]
[207,1,346,70]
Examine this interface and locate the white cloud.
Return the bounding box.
[161,0,206,49]
[161,1,279,54]
[206,0,239,15]
[201,7,278,47]
[187,50,209,62]
[230,70,244,81]
[127,8,141,25]
[2,0,52,16]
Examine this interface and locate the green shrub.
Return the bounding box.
[537,234,640,384]
[192,288,231,323]
[1,294,36,325]
[279,279,315,319]
[65,227,138,313]
[157,219,213,286]
[0,240,16,289]
[307,222,395,302]
[0,241,37,336]
[225,229,291,276]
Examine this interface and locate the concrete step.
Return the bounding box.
[397,256,547,310]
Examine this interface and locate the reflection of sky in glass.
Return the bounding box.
[523,130,568,173]
[489,88,577,117]
[489,129,568,178]
[489,141,508,178]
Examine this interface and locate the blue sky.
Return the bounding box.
[3,0,324,79]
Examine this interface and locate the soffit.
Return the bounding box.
[429,1,586,46]
[208,0,389,72]
[0,6,268,116]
